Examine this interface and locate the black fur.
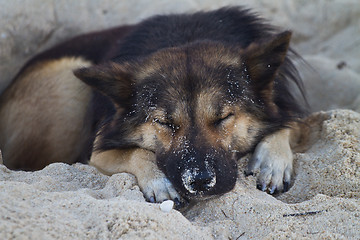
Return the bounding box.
[112,8,274,61]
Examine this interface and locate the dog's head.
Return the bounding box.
[75,31,292,200]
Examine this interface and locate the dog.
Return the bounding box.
[0,7,308,206]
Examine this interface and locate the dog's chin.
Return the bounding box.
[182,191,219,202]
[170,190,222,210]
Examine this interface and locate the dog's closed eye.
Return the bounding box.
[154,118,180,131]
[213,113,234,126]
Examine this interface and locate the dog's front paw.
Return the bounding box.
[89,148,184,206]
[138,175,182,205]
[246,129,293,194]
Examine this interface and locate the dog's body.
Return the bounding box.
[0,7,307,205]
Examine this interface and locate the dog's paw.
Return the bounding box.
[138,175,183,206]
[89,148,184,206]
[246,129,293,194]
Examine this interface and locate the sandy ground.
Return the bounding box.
[0,0,359,239]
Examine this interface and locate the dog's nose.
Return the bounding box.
[182,169,216,193]
[190,172,215,191]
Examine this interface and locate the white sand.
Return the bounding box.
[1,1,359,239]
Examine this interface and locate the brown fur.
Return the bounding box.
[0,58,92,170]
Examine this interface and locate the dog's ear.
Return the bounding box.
[74,62,134,104]
[244,31,291,101]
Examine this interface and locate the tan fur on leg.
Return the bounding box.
[90,148,181,202]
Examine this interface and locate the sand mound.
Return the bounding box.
[1,0,359,239]
[0,164,211,239]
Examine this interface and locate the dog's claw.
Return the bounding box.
[261,183,267,192]
[283,181,290,192]
[269,185,277,194]
[256,182,268,192]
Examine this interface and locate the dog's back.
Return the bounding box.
[0,25,133,170]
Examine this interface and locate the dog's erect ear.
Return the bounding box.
[74,62,134,104]
[244,31,292,101]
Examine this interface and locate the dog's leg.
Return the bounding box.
[90,148,181,203]
[246,127,296,194]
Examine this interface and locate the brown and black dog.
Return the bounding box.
[0,7,308,206]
